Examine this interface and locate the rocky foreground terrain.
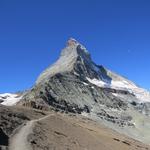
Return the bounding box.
[0,105,47,150]
[0,105,150,150]
[0,38,150,149]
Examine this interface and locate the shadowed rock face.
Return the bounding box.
[0,128,8,146]
[0,100,4,103]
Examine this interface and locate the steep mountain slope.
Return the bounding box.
[8,38,150,145]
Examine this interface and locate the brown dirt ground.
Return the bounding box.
[29,112,150,150]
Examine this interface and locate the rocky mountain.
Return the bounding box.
[20,38,130,112]
[1,38,150,146]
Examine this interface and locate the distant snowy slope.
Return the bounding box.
[0,93,22,106]
[87,76,150,103]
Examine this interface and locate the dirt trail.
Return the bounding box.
[9,114,53,150]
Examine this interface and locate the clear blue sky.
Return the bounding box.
[0,0,150,93]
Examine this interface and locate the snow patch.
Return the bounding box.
[87,78,109,88]
[87,78,150,103]
[0,93,22,106]
[83,82,88,86]
[112,93,119,97]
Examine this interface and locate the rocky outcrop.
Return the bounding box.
[135,102,150,116]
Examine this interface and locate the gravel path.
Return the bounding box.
[9,114,53,150]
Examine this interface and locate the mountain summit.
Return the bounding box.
[36,38,114,88]
[36,38,96,84]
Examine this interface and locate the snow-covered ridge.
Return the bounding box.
[87,77,150,103]
[0,93,22,106]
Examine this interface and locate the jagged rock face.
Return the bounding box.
[22,73,128,113]
[21,38,128,113]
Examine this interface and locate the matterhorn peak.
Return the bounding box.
[67,38,78,47]
[65,38,90,57]
[36,39,94,84]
